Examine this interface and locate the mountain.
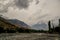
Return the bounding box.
[0,17,17,30]
[8,19,30,29]
[32,23,48,30]
[0,16,31,33]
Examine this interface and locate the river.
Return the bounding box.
[0,33,60,40]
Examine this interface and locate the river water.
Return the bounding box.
[0,33,60,40]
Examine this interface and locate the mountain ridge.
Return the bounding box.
[32,23,48,30]
[8,19,30,29]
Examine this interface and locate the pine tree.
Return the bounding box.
[48,21,51,33]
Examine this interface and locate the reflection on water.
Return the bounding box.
[0,33,60,40]
[35,37,60,40]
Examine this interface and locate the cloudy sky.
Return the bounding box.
[0,0,60,26]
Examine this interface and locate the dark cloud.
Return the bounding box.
[15,0,29,9]
[0,10,7,13]
[35,0,40,5]
[0,5,8,13]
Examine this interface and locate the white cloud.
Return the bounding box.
[1,0,60,26]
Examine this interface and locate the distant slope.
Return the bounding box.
[32,23,47,30]
[8,19,30,29]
